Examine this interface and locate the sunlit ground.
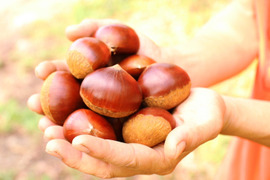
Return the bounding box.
[0,0,256,179]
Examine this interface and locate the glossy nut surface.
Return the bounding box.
[40,71,85,125]
[67,37,111,79]
[119,55,156,78]
[63,109,116,142]
[94,24,140,54]
[80,64,142,118]
[138,63,191,109]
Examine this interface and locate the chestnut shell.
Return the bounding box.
[94,24,140,54]
[122,107,175,147]
[80,64,142,118]
[40,71,85,125]
[138,63,191,109]
[119,55,156,78]
[66,37,111,79]
[63,109,116,142]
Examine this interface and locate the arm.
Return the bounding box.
[161,0,258,87]
[222,96,270,146]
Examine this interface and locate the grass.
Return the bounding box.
[0,99,41,134]
[0,170,16,180]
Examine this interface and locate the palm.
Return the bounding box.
[39,88,225,178]
[168,88,225,154]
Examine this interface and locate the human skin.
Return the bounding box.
[27,0,270,177]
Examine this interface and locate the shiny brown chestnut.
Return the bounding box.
[138,63,191,110]
[122,107,176,147]
[94,24,140,54]
[80,64,142,118]
[66,37,111,79]
[63,109,116,142]
[119,55,156,78]
[40,71,85,125]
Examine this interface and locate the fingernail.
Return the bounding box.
[174,141,186,159]
[46,150,63,160]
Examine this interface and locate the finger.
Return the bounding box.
[167,88,224,154]
[44,125,65,140]
[47,138,176,177]
[46,139,116,178]
[73,135,146,167]
[35,60,68,80]
[164,125,188,159]
[66,19,121,41]
[38,116,57,132]
[136,32,161,61]
[65,19,98,41]
[27,93,43,115]
[72,135,172,174]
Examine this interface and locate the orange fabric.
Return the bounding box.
[217,138,270,180]
[253,0,270,100]
[216,0,270,179]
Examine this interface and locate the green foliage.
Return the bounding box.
[196,135,231,163]
[71,0,135,22]
[0,100,41,134]
[0,170,16,180]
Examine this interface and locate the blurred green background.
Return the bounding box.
[0,0,256,179]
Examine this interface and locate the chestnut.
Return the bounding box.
[63,109,116,142]
[66,37,111,79]
[119,55,156,78]
[94,24,140,54]
[138,63,191,110]
[80,64,143,118]
[106,117,127,142]
[122,107,176,147]
[107,54,130,67]
[40,71,85,125]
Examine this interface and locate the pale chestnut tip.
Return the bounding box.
[122,107,176,147]
[138,63,191,109]
[66,37,111,79]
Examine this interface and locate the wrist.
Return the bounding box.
[220,96,235,135]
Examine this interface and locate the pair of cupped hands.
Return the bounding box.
[27,19,226,178]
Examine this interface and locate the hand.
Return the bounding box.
[28,86,225,178]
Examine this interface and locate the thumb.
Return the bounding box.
[164,125,188,159]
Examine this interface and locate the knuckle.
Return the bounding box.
[124,144,139,168]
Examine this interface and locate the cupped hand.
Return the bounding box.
[28,86,226,178]
[165,88,225,158]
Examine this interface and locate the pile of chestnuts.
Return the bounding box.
[40,24,191,147]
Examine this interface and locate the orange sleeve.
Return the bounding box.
[252,0,270,100]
